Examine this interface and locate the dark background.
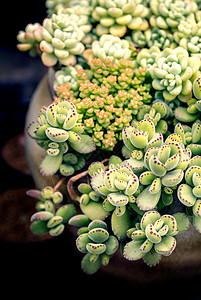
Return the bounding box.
[1,1,201,297]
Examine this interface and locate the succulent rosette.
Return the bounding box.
[27,99,96,176]
[150,0,197,29]
[178,156,201,232]
[91,0,149,37]
[74,219,119,274]
[28,186,76,236]
[124,211,178,265]
[173,16,201,57]
[136,46,161,76]
[149,46,201,101]
[92,34,132,62]
[39,13,86,66]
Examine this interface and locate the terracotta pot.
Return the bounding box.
[25,72,201,284]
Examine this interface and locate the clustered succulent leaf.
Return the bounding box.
[27,186,76,236]
[18,0,201,276]
[74,219,119,274]
[27,99,96,176]
[55,56,152,150]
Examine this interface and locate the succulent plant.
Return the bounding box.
[91,0,149,37]
[150,46,201,101]
[124,211,179,265]
[150,0,197,30]
[136,137,191,211]
[46,0,70,16]
[136,46,161,76]
[27,186,76,236]
[136,101,172,135]
[17,23,43,56]
[173,15,201,57]
[177,156,201,233]
[92,34,132,62]
[55,56,152,150]
[54,64,83,93]
[132,27,176,49]
[73,219,119,274]
[27,99,96,176]
[39,13,86,66]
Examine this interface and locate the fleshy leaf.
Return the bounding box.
[177,184,197,206]
[193,200,201,217]
[30,221,49,235]
[137,186,161,211]
[69,135,96,154]
[81,253,102,275]
[173,212,190,233]
[154,236,176,256]
[105,236,119,255]
[149,154,167,177]
[123,240,145,261]
[40,152,63,176]
[111,209,130,240]
[46,127,69,142]
[145,224,161,243]
[68,214,90,227]
[88,228,109,243]
[86,243,106,255]
[161,169,184,187]
[143,250,161,266]
[76,233,91,253]
[141,211,161,230]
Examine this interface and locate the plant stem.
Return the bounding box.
[54,176,66,192]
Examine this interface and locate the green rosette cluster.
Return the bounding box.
[46,0,70,16]
[39,13,86,66]
[54,64,82,92]
[74,219,119,274]
[136,46,161,76]
[92,0,149,37]
[150,0,197,29]
[124,211,178,265]
[132,28,175,49]
[28,186,76,236]
[178,156,201,232]
[27,99,96,176]
[56,57,152,151]
[92,34,131,61]
[150,46,200,101]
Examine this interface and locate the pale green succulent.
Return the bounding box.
[39,13,85,66]
[92,34,131,61]
[136,101,172,135]
[124,211,178,266]
[173,15,201,57]
[27,99,96,176]
[122,119,163,161]
[150,0,197,29]
[150,46,201,101]
[132,28,175,49]
[177,156,201,232]
[54,64,83,92]
[174,122,201,156]
[17,23,43,56]
[46,0,70,16]
[75,219,119,274]
[91,0,149,37]
[136,46,161,76]
[136,135,191,211]
[28,186,76,236]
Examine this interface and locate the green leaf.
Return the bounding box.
[56,204,76,223]
[40,152,63,176]
[123,240,145,261]
[154,236,176,256]
[111,209,131,240]
[30,221,49,235]
[81,253,102,274]
[193,215,201,233]
[69,134,96,154]
[143,250,161,266]
[136,186,161,211]
[173,212,190,233]
[88,228,109,243]
[105,236,119,255]
[68,214,90,227]
[80,201,110,220]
